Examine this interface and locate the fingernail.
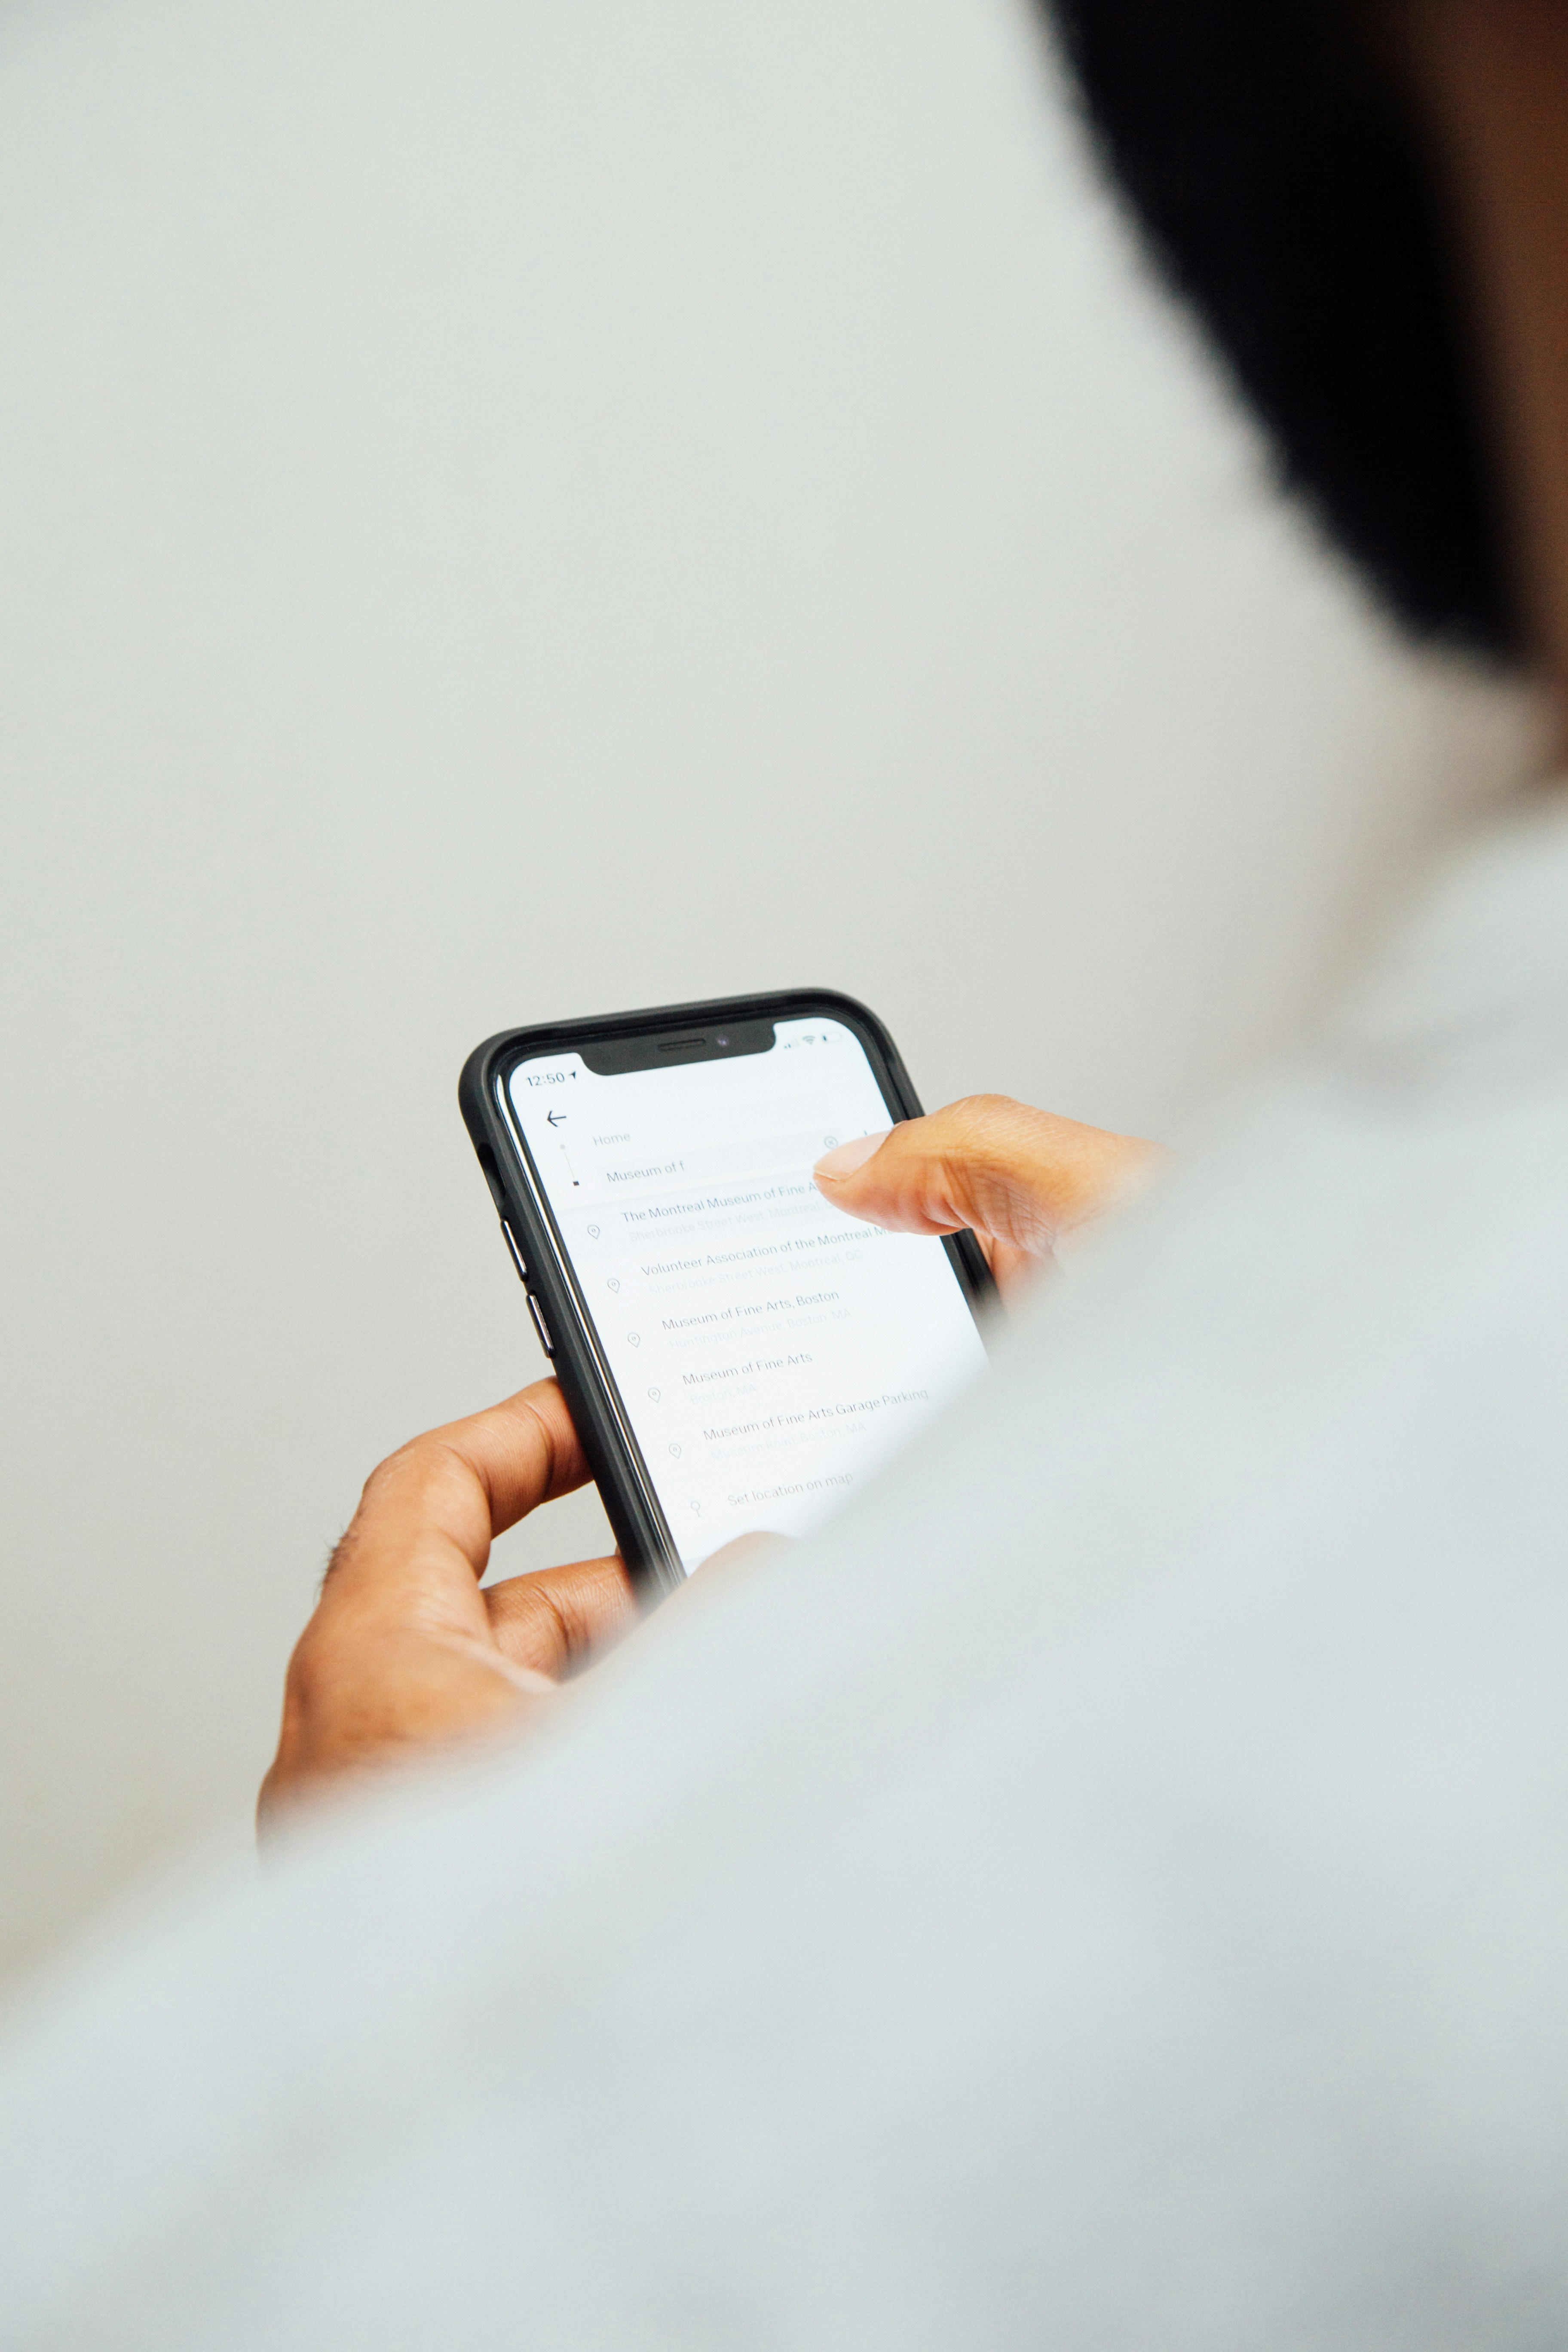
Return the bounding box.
[814,1130,890,1181]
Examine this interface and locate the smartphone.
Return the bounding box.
[460,991,994,1594]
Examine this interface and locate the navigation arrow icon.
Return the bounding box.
[547,1109,567,1126]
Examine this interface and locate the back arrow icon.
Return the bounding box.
[547,1109,567,1126]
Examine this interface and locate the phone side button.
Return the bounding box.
[499,1220,527,1282]
[527,1294,554,1355]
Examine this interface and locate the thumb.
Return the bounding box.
[813,1094,1163,1260]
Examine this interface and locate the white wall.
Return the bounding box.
[0,0,1531,1990]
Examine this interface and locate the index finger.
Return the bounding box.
[323,1378,592,1621]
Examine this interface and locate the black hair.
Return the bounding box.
[1045,0,1521,657]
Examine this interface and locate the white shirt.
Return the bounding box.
[5,798,1568,2350]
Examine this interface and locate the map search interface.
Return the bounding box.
[508,1017,989,1571]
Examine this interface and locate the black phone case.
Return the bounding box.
[459,988,995,1595]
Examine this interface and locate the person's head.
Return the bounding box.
[1048,0,1568,697]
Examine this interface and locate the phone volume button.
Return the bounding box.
[527,1294,554,1355]
[499,1221,527,1282]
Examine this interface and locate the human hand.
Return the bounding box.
[258,1379,639,1833]
[813,1095,1165,1298]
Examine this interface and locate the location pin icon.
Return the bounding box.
[587,1224,601,1239]
[607,1277,621,1292]
[668,1443,682,1458]
[647,1387,661,1402]
[627,1332,641,1347]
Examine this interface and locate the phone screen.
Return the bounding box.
[506,1015,989,1571]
